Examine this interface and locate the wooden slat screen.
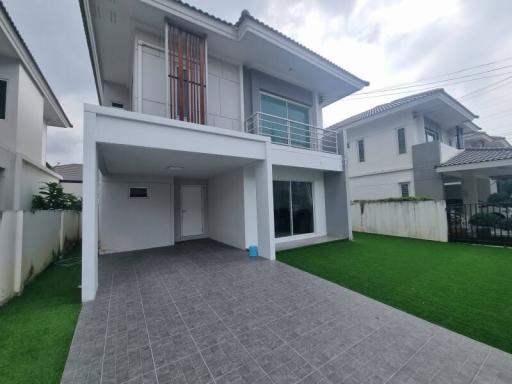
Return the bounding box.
[167,24,206,124]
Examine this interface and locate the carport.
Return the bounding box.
[82,105,275,302]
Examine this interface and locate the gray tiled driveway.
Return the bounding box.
[62,240,512,384]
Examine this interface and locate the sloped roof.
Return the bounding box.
[80,0,368,103]
[439,148,512,167]
[53,163,83,182]
[329,89,445,130]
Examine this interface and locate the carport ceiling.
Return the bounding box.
[98,143,256,178]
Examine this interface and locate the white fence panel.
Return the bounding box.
[22,211,61,284]
[352,200,448,242]
[0,211,19,303]
[62,211,81,248]
[0,210,81,305]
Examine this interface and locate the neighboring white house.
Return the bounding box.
[54,163,83,198]
[79,0,368,301]
[465,131,511,149]
[0,2,72,211]
[329,88,512,204]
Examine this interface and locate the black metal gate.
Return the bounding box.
[447,203,512,246]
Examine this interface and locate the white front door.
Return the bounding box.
[181,185,204,237]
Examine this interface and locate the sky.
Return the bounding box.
[3,0,512,165]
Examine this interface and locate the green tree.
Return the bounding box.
[31,182,82,211]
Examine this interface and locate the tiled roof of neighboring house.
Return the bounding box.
[439,148,512,167]
[329,89,444,130]
[0,1,72,127]
[53,164,83,182]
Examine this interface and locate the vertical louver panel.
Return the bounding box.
[167,24,206,124]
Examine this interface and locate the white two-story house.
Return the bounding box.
[0,2,72,211]
[79,0,368,301]
[330,89,512,205]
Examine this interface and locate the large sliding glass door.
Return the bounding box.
[273,181,314,238]
[260,93,311,149]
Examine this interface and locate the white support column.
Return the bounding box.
[461,172,479,204]
[82,110,99,302]
[255,142,275,260]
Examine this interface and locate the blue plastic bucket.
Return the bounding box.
[248,245,259,257]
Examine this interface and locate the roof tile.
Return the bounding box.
[439,148,512,167]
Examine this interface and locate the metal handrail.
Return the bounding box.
[245,112,339,154]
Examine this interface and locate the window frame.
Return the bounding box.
[259,91,312,148]
[357,139,365,162]
[0,79,7,120]
[273,179,315,238]
[399,182,410,198]
[128,186,150,199]
[396,127,406,155]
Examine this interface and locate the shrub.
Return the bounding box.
[498,218,512,231]
[31,182,82,212]
[468,213,500,227]
[487,192,511,205]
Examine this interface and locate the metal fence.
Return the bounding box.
[447,203,512,245]
[245,112,339,154]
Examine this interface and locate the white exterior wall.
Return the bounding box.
[99,176,173,254]
[61,182,82,198]
[16,65,46,164]
[207,56,241,131]
[346,111,418,200]
[132,32,242,132]
[350,170,416,200]
[207,169,246,249]
[273,166,327,243]
[346,111,417,178]
[352,200,448,242]
[0,60,20,153]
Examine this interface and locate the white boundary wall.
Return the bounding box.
[0,210,81,304]
[351,200,448,242]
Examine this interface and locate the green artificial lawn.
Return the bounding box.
[0,246,81,384]
[277,232,512,354]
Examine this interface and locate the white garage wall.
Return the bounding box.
[207,169,246,249]
[273,166,327,242]
[100,176,173,253]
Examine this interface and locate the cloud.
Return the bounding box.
[3,0,512,155]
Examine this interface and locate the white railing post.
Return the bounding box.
[287,119,291,145]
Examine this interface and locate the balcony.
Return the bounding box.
[245,112,339,154]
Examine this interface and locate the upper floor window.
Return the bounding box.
[0,80,6,119]
[456,126,464,149]
[357,139,365,162]
[399,182,410,197]
[260,93,310,149]
[166,24,206,124]
[425,128,439,142]
[397,128,406,154]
